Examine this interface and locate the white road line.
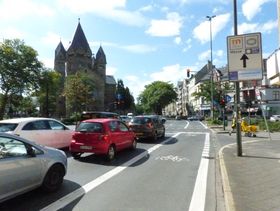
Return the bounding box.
[188,133,210,211]
[199,121,208,129]
[40,133,182,211]
[184,121,190,129]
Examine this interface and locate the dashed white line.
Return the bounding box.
[188,132,210,211]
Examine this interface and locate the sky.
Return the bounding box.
[0,0,278,100]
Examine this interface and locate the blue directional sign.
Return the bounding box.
[225,95,232,103]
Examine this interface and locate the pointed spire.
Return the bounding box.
[55,41,66,58]
[67,21,92,56]
[96,46,107,64]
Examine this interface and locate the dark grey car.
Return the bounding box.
[128,115,165,141]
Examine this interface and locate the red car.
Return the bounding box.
[70,119,137,161]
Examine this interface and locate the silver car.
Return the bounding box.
[0,133,67,203]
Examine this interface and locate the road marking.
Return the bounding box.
[199,121,208,129]
[188,132,210,211]
[40,133,183,211]
[155,155,189,162]
[184,121,190,129]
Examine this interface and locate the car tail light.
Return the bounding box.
[99,133,109,141]
[71,139,76,143]
[146,122,153,128]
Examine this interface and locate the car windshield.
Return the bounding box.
[0,123,18,132]
[76,122,103,133]
[131,117,151,124]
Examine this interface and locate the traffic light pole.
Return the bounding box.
[233,0,242,156]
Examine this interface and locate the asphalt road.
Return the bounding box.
[0,120,228,211]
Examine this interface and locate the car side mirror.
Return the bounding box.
[162,119,166,124]
[27,146,36,157]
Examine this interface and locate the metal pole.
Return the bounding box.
[233,0,242,156]
[206,15,216,120]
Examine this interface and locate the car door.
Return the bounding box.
[0,137,43,202]
[20,120,52,147]
[48,120,73,148]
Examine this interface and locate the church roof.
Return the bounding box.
[96,46,107,64]
[55,41,66,57]
[106,75,116,85]
[67,22,92,55]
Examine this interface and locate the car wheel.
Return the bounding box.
[71,152,82,159]
[106,145,116,161]
[41,164,65,192]
[131,138,137,150]
[153,132,158,141]
[161,129,165,138]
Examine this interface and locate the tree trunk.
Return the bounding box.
[0,94,9,120]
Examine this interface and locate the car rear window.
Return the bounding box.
[76,122,103,133]
[131,117,152,124]
[0,123,18,132]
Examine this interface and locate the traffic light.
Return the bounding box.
[187,69,190,77]
[220,98,226,107]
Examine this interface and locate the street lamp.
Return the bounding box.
[206,15,216,120]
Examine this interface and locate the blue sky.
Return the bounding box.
[0,0,278,99]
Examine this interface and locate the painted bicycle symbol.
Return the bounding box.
[155,155,189,162]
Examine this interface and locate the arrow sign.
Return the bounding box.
[240,54,249,68]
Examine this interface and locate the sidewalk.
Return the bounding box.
[213,126,280,211]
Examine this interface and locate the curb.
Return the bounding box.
[218,144,236,211]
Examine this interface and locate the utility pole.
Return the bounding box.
[233,0,243,156]
[206,15,216,120]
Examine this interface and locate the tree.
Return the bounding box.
[137,81,177,115]
[36,69,62,117]
[115,79,135,112]
[64,72,95,116]
[0,39,43,119]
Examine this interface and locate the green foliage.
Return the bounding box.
[0,39,43,119]
[64,72,95,114]
[115,79,135,111]
[137,81,177,115]
[258,120,280,132]
[35,69,62,117]
[207,118,223,125]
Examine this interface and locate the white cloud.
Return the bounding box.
[150,64,186,84]
[1,27,25,39]
[107,66,118,75]
[193,13,231,44]
[40,57,54,69]
[174,37,182,44]
[0,0,54,20]
[124,75,148,99]
[183,38,192,52]
[58,0,146,27]
[198,50,210,61]
[242,0,271,21]
[238,20,277,34]
[122,44,157,53]
[146,12,183,37]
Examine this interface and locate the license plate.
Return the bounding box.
[80,145,92,150]
[136,133,143,136]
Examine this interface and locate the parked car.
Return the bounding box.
[270,115,280,122]
[128,115,165,141]
[120,115,132,125]
[0,133,67,203]
[70,118,137,161]
[0,117,73,149]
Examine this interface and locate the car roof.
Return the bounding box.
[0,117,56,123]
[82,118,118,123]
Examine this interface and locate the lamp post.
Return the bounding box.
[206,15,216,120]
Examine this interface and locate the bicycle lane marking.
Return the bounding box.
[41,132,183,211]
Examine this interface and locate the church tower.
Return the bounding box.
[54,20,109,117]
